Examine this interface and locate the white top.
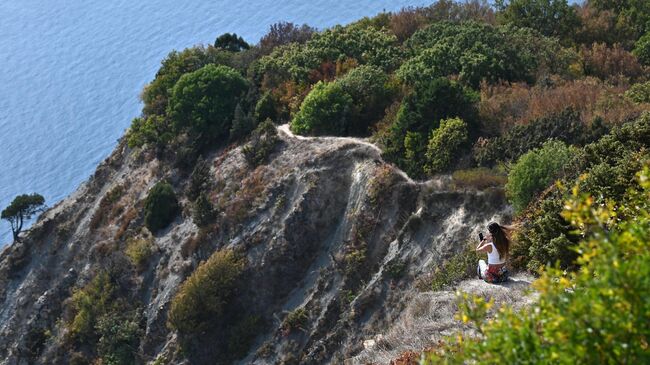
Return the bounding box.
[487,242,505,265]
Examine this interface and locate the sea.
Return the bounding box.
[0,0,432,246]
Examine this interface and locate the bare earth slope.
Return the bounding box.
[0,125,515,364]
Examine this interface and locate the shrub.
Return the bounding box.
[192,192,216,227]
[423,241,480,291]
[259,21,315,55]
[187,156,210,201]
[424,165,650,364]
[290,81,353,136]
[625,81,650,103]
[168,249,245,335]
[398,21,569,87]
[144,181,180,233]
[424,117,468,175]
[495,0,579,41]
[478,79,646,135]
[67,271,142,365]
[474,108,605,167]
[254,91,277,123]
[282,308,308,332]
[125,236,153,269]
[336,65,393,135]
[506,140,575,213]
[633,31,650,65]
[214,33,249,52]
[381,77,478,178]
[169,64,249,144]
[242,119,280,167]
[90,185,124,230]
[141,46,229,117]
[452,168,507,190]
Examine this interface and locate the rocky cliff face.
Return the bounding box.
[0,125,509,364]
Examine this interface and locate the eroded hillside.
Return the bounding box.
[0,125,509,364]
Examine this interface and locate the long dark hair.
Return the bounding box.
[488,222,511,258]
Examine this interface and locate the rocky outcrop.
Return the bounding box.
[0,125,510,364]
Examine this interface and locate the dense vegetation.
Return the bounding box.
[20,0,646,362]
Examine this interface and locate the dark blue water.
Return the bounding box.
[0,0,431,245]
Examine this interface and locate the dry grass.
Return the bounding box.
[452,168,507,191]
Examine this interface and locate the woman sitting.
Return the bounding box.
[476,222,510,283]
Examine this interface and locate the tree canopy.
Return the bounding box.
[1,193,45,242]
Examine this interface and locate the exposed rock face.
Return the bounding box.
[0,125,509,364]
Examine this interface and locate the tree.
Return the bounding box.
[290,81,354,136]
[495,0,579,42]
[633,31,650,66]
[229,103,255,142]
[214,33,250,52]
[1,193,45,242]
[424,118,469,175]
[259,22,315,55]
[192,192,216,227]
[169,64,249,144]
[144,182,180,233]
[506,140,574,212]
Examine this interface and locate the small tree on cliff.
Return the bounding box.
[1,193,45,242]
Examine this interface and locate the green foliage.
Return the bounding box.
[283,308,308,332]
[168,249,245,335]
[144,181,179,233]
[451,168,508,190]
[229,103,256,142]
[141,46,230,117]
[591,0,650,36]
[495,0,579,42]
[255,22,402,85]
[227,316,261,357]
[214,33,250,52]
[425,165,650,364]
[290,81,353,135]
[254,91,277,123]
[506,140,575,213]
[398,21,568,87]
[169,64,249,144]
[336,65,393,135]
[1,193,45,242]
[67,271,142,364]
[192,192,216,227]
[125,236,153,269]
[633,31,650,65]
[426,242,480,291]
[242,119,280,167]
[424,117,468,174]
[96,311,142,365]
[473,109,607,167]
[381,77,478,178]
[625,81,650,103]
[187,156,210,201]
[126,115,174,148]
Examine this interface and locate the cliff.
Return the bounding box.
[0,124,511,364]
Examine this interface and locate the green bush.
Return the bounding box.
[398,21,569,87]
[144,181,180,233]
[451,168,508,190]
[67,272,142,364]
[425,165,650,364]
[125,236,153,269]
[424,117,468,175]
[424,241,480,291]
[633,31,650,65]
[336,65,393,135]
[506,140,574,213]
[625,81,650,103]
[242,119,280,167]
[290,81,353,135]
[192,192,216,227]
[381,77,478,178]
[168,249,245,335]
[169,64,249,143]
[495,0,579,41]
